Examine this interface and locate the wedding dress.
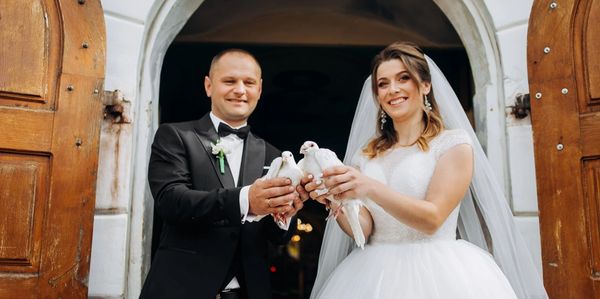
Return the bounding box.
[312,129,517,298]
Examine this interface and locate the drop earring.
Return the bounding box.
[424,95,432,112]
[380,110,387,130]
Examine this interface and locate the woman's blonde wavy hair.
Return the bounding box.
[363,42,444,158]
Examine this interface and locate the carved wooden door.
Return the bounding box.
[0,0,105,297]
[528,0,600,297]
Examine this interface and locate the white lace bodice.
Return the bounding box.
[353,129,472,244]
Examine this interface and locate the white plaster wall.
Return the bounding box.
[89,0,155,298]
[515,216,543,274]
[507,125,539,213]
[482,0,533,30]
[487,0,542,274]
[89,215,129,297]
[495,17,538,214]
[102,0,154,24]
[88,0,545,297]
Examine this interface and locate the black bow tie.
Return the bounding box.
[218,122,250,139]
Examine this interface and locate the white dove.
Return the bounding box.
[264,151,304,228]
[297,141,366,248]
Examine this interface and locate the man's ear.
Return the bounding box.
[204,76,212,97]
[257,78,263,98]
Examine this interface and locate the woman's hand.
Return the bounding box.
[304,175,329,205]
[322,165,374,200]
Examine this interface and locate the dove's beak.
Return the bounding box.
[300,145,308,155]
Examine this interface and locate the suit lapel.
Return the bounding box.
[193,114,236,188]
[241,132,266,186]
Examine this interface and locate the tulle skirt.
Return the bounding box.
[313,239,517,299]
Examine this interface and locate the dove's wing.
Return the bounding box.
[277,160,304,228]
[265,157,282,180]
[311,149,344,200]
[280,162,304,187]
[297,158,306,174]
[314,149,366,248]
[342,200,366,249]
[315,148,344,169]
[298,155,323,179]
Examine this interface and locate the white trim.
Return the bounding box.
[126,1,205,298]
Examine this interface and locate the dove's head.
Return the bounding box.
[281,151,295,162]
[300,141,319,155]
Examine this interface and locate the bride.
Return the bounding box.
[307,42,548,298]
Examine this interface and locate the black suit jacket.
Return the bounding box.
[140,114,295,299]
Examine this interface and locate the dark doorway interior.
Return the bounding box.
[154,42,473,298]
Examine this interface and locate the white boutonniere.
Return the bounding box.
[210,139,232,174]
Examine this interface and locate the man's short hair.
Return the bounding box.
[209,48,262,77]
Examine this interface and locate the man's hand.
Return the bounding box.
[248,177,298,216]
[276,175,313,220]
[296,174,312,202]
[289,174,313,214]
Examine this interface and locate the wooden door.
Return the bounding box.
[0,0,105,297]
[528,0,600,297]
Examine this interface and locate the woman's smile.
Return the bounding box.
[388,96,409,106]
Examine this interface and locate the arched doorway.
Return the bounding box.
[128,0,504,296]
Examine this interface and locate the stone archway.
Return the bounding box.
[126,0,505,296]
[434,0,508,191]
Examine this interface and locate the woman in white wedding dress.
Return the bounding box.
[308,42,548,299]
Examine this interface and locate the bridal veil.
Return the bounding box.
[310,56,548,299]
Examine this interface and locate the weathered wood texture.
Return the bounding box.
[528,0,600,297]
[0,0,106,297]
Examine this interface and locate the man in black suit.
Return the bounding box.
[140,49,309,299]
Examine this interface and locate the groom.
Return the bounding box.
[140,49,309,299]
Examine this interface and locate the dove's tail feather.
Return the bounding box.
[325,204,343,221]
[342,200,366,249]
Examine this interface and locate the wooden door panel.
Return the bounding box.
[0,153,49,273]
[586,1,600,103]
[529,0,600,297]
[0,108,53,152]
[61,0,106,77]
[0,0,60,108]
[0,279,38,299]
[583,160,600,295]
[0,0,105,297]
[0,162,38,261]
[40,75,103,291]
[581,113,600,157]
[0,0,47,98]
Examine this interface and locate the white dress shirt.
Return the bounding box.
[209,113,253,222]
[209,113,290,290]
